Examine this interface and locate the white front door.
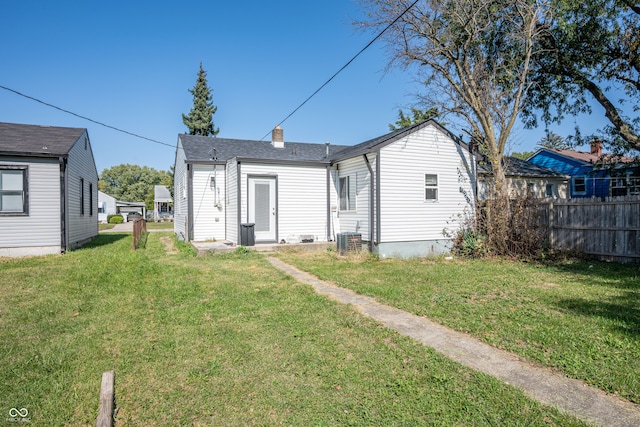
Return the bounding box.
[248,176,276,242]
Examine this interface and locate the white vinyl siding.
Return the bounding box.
[334,156,372,241]
[98,191,117,223]
[192,164,226,241]
[378,124,475,242]
[0,158,61,255]
[239,163,329,243]
[173,138,189,240]
[66,131,98,249]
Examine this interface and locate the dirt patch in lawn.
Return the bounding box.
[160,236,179,254]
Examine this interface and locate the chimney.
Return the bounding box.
[272,126,284,148]
[590,139,602,157]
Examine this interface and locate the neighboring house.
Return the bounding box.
[153,185,173,221]
[174,120,477,258]
[98,191,147,223]
[478,156,570,200]
[528,140,638,198]
[98,191,117,223]
[0,122,98,257]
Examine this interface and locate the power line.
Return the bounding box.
[259,0,420,141]
[0,84,175,148]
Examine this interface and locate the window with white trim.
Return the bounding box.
[0,166,28,215]
[573,176,586,194]
[425,174,438,201]
[545,183,554,197]
[339,175,356,211]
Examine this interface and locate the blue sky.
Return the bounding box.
[1,1,615,174]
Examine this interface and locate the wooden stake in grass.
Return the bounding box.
[96,370,115,427]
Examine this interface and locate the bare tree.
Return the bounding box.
[357,0,547,198]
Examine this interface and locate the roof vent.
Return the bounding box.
[272,126,284,148]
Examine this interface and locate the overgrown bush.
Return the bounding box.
[452,228,486,258]
[452,195,546,259]
[107,214,124,224]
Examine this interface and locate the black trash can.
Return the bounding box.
[240,223,255,246]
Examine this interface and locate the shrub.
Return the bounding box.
[108,214,124,224]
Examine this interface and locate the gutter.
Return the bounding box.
[376,154,381,246]
[59,156,67,253]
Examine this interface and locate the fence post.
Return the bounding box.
[96,370,115,427]
[548,200,554,248]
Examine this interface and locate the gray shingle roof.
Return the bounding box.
[0,122,86,157]
[154,185,172,202]
[479,155,570,178]
[179,134,350,163]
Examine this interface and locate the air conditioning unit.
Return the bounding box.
[337,233,362,255]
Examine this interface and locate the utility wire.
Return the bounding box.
[0,84,175,148]
[259,0,420,141]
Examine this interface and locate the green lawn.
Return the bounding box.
[145,221,174,230]
[277,250,640,404]
[0,234,587,425]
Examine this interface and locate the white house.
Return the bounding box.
[477,156,570,200]
[98,191,148,223]
[98,191,117,223]
[174,121,477,258]
[0,122,99,257]
[153,185,173,221]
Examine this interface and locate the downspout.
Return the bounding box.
[59,157,67,253]
[236,161,242,243]
[376,153,381,246]
[326,165,331,242]
[363,154,374,252]
[187,164,194,241]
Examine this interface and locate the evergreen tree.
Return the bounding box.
[388,107,440,131]
[182,62,219,136]
[537,131,570,150]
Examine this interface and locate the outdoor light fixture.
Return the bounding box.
[210,176,216,189]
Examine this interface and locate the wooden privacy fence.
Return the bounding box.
[132,219,147,250]
[534,195,640,262]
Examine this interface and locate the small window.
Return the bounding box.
[545,183,554,197]
[573,177,586,194]
[527,182,535,197]
[89,183,93,215]
[339,176,356,211]
[80,178,85,215]
[0,166,28,215]
[610,175,628,197]
[425,174,438,201]
[98,202,106,214]
[629,176,640,195]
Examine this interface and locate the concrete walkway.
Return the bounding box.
[100,222,133,232]
[267,257,640,427]
[100,222,170,233]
